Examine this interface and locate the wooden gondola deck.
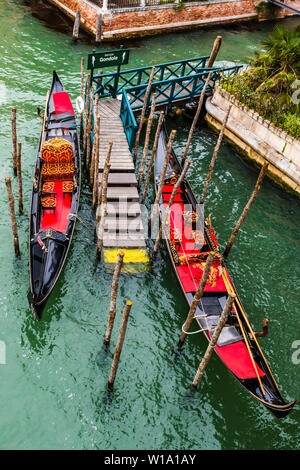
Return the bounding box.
[95,98,150,270]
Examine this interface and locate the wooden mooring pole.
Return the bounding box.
[97,141,113,208]
[150,129,176,229]
[90,114,100,188]
[152,159,191,260]
[108,300,132,392]
[92,114,101,208]
[181,71,213,166]
[200,105,232,204]
[86,86,94,170]
[5,177,20,257]
[72,10,81,41]
[137,93,156,189]
[83,73,91,156]
[191,292,235,390]
[137,93,156,190]
[223,162,269,259]
[178,253,215,348]
[96,143,112,227]
[133,67,156,165]
[80,57,84,141]
[104,251,125,347]
[207,35,222,67]
[11,108,17,175]
[96,162,111,259]
[96,13,103,44]
[141,110,164,204]
[16,142,23,214]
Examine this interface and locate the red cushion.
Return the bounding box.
[52,92,74,116]
[163,185,183,193]
[214,340,265,379]
[163,193,183,203]
[176,265,227,293]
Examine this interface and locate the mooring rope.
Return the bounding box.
[180,312,220,335]
[69,213,95,234]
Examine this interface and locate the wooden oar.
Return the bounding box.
[222,271,266,396]
[222,267,280,391]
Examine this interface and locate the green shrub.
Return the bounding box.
[220,26,300,140]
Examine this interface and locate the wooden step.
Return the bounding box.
[106,186,139,201]
[104,216,144,233]
[98,172,137,187]
[102,233,146,248]
[99,165,135,173]
[105,201,141,217]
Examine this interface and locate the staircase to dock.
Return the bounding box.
[95,98,150,270]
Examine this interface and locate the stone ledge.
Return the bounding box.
[205,94,300,196]
[103,12,257,36]
[215,84,300,147]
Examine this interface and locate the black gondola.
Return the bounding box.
[28,71,81,319]
[154,121,296,418]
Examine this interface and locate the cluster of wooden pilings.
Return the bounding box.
[76,36,271,390]
[81,62,112,260]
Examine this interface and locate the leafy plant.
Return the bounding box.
[220,26,300,140]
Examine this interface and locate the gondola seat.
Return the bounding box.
[41,137,75,182]
[41,136,74,163]
[62,180,73,198]
[41,162,74,181]
[41,194,56,216]
[42,181,55,193]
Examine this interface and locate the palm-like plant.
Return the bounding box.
[220,25,300,139]
[261,25,300,75]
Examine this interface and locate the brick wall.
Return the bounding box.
[45,0,297,40]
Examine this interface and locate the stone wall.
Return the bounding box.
[205,85,300,196]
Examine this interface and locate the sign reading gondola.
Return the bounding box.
[87,49,130,70]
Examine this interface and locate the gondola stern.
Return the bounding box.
[267,398,297,419]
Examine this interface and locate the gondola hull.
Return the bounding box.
[154,122,295,418]
[28,71,81,319]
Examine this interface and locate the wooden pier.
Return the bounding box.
[89,51,241,270]
[95,98,150,271]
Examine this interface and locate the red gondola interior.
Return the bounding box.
[162,180,266,381]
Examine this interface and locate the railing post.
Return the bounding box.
[141,0,146,7]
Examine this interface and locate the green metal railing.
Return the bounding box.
[128,65,241,111]
[92,55,210,99]
[119,65,242,148]
[87,55,243,151]
[120,89,138,151]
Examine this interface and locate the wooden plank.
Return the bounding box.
[102,234,146,248]
[104,216,144,232]
[105,201,141,217]
[98,173,137,186]
[106,186,139,201]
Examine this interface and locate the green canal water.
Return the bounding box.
[0,0,299,450]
